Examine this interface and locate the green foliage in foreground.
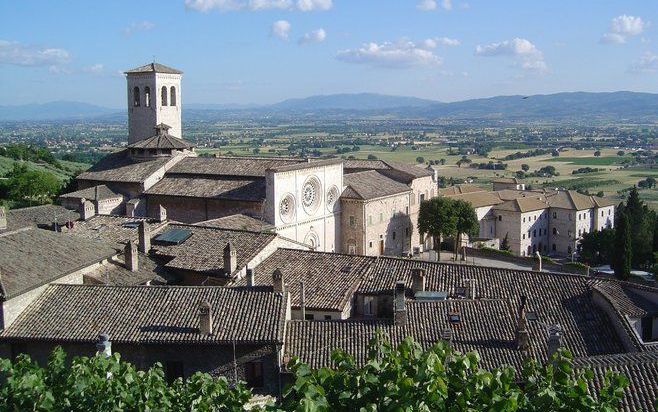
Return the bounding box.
[0,334,629,411]
[278,333,627,412]
[0,347,252,412]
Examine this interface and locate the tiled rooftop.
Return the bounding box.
[232,249,373,311]
[152,224,277,277]
[1,284,286,344]
[144,176,265,201]
[0,228,116,300]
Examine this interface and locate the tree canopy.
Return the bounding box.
[418,197,478,260]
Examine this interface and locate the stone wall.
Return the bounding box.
[145,194,263,223]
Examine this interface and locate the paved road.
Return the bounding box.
[432,251,535,272]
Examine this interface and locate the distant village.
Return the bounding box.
[0,63,656,410]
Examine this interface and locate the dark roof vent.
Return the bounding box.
[448,311,461,324]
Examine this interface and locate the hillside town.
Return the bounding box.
[0,63,656,410]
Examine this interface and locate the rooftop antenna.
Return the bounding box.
[152,55,156,64]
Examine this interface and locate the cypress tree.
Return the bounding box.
[613,211,632,280]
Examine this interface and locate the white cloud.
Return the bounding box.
[422,36,460,48]
[299,28,326,45]
[122,20,155,36]
[416,0,436,11]
[630,52,658,73]
[475,38,547,72]
[184,0,243,11]
[271,20,291,40]
[296,0,332,11]
[336,39,443,69]
[601,15,646,44]
[249,0,292,10]
[417,0,452,11]
[0,40,70,67]
[184,0,330,11]
[83,64,104,74]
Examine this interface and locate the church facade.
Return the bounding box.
[70,62,437,255]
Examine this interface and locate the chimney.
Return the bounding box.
[533,251,542,271]
[79,199,96,221]
[273,268,285,294]
[300,280,306,320]
[198,301,213,335]
[547,324,562,360]
[95,333,112,357]
[246,268,255,287]
[465,279,476,299]
[138,221,151,253]
[516,295,530,351]
[124,240,138,272]
[411,268,426,296]
[223,242,237,274]
[158,205,167,222]
[0,206,6,230]
[394,281,407,326]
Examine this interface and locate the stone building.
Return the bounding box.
[442,186,615,257]
[66,62,436,256]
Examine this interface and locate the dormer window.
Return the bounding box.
[448,312,461,324]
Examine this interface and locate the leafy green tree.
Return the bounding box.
[418,197,457,260]
[612,211,632,280]
[277,332,627,412]
[6,163,61,206]
[521,163,530,172]
[617,150,625,157]
[578,228,615,265]
[0,347,252,412]
[453,199,479,260]
[367,154,378,160]
[415,156,425,164]
[594,150,601,157]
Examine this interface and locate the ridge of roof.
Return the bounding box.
[124,62,183,74]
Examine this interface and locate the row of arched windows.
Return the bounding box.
[133,86,176,107]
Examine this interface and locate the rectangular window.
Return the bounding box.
[165,361,184,383]
[533,229,536,237]
[392,231,396,240]
[364,296,375,315]
[245,362,264,388]
[304,314,314,321]
[553,212,557,219]
[523,217,526,223]
[324,315,332,320]
[419,194,425,203]
[349,216,355,227]
[522,234,526,239]
[369,241,373,248]
[405,206,409,214]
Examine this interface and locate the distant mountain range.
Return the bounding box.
[1,91,657,123]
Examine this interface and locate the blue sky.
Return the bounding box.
[1,0,657,107]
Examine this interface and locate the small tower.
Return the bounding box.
[125,62,183,144]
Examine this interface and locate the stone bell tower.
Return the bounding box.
[125,62,182,144]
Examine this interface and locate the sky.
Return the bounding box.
[1,0,658,107]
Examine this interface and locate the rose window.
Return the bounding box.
[301,177,321,214]
[279,194,295,223]
[326,186,339,211]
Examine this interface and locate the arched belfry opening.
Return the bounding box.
[161,86,168,106]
